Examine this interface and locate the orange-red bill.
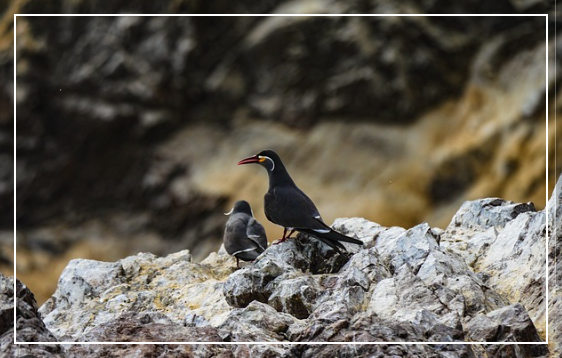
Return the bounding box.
[237,155,261,165]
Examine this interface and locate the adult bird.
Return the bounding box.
[237,150,363,252]
[223,200,268,267]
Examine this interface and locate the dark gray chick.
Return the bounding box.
[223,200,268,267]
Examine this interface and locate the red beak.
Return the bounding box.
[237,155,260,165]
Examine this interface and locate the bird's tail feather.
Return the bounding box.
[301,228,362,251]
[322,229,363,245]
[315,235,344,253]
[313,219,363,245]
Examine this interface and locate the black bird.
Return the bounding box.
[223,200,268,267]
[238,150,363,252]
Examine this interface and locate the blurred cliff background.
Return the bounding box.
[0,1,560,305]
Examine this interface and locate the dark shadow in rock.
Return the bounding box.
[222,233,354,309]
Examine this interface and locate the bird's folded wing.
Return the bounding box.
[268,185,324,229]
[246,218,267,250]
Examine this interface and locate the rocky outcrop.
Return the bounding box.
[3,176,556,357]
[38,250,234,341]
[0,274,65,358]
[441,199,547,330]
[547,175,562,356]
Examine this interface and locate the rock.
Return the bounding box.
[81,311,223,342]
[375,222,439,273]
[548,174,562,357]
[290,343,475,358]
[0,273,66,358]
[467,304,543,342]
[268,275,320,319]
[441,195,548,336]
[218,301,298,342]
[446,198,536,233]
[549,174,562,231]
[11,177,559,357]
[467,304,549,358]
[65,341,234,358]
[222,234,349,308]
[39,250,232,341]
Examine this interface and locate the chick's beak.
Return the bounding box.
[237,155,261,165]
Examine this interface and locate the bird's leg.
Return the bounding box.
[274,228,292,245]
[236,257,240,268]
[286,229,296,239]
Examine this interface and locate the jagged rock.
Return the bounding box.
[447,198,536,232]
[222,234,348,308]
[441,195,548,337]
[81,311,223,342]
[467,305,549,357]
[222,186,549,351]
[226,344,289,358]
[39,250,233,341]
[8,176,556,357]
[65,342,234,358]
[374,222,440,273]
[547,174,562,358]
[0,273,65,358]
[218,300,298,342]
[289,343,475,358]
[467,304,543,342]
[268,275,320,319]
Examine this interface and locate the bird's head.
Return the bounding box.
[225,200,253,216]
[237,149,279,172]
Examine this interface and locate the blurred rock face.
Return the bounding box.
[1,7,559,304]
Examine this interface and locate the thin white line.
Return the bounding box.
[15,341,550,345]
[12,13,550,346]
[14,14,548,17]
[12,13,17,347]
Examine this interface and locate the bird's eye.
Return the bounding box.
[259,156,275,171]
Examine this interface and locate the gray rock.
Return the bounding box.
[467,304,543,342]
[548,174,562,358]
[467,304,548,358]
[218,300,298,342]
[446,198,536,232]
[549,174,562,231]
[376,222,439,273]
[331,217,388,247]
[7,175,557,357]
[268,275,320,319]
[39,250,233,341]
[81,311,223,342]
[290,343,475,358]
[441,190,549,338]
[222,234,349,308]
[65,342,234,358]
[0,274,66,358]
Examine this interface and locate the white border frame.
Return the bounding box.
[12,13,551,346]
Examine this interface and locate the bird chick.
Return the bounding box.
[223,200,268,267]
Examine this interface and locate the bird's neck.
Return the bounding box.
[267,163,296,190]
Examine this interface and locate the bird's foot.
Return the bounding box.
[273,228,296,245]
[273,237,289,245]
